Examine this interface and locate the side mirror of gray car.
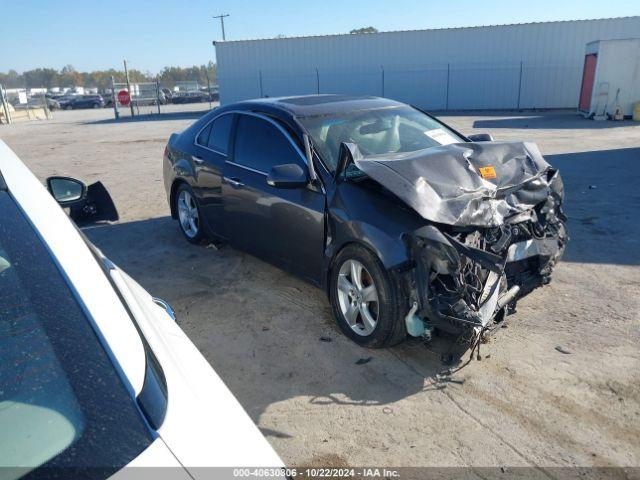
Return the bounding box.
[267,164,309,189]
[467,133,494,142]
[46,176,87,206]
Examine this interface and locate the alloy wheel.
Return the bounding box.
[177,189,199,238]
[336,259,379,336]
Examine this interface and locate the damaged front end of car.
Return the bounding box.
[344,140,568,361]
[404,200,566,361]
[406,225,512,339]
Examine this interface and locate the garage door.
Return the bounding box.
[579,54,597,111]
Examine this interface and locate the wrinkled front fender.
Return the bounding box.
[323,180,424,291]
[326,217,411,269]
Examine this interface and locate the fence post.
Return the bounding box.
[25,84,32,120]
[206,73,212,110]
[259,70,264,97]
[381,66,385,97]
[0,83,11,125]
[445,63,450,111]
[517,60,523,110]
[110,76,119,120]
[45,97,52,119]
[156,76,161,114]
[316,68,320,94]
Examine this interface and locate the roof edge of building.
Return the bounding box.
[214,16,640,45]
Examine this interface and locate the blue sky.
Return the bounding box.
[1,0,638,73]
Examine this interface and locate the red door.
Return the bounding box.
[579,54,597,111]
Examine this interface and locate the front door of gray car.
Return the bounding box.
[222,113,325,283]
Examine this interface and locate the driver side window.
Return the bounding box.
[233,115,302,173]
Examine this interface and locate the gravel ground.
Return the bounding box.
[1,104,639,471]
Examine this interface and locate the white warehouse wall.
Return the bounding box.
[215,16,640,110]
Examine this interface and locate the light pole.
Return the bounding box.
[212,14,230,41]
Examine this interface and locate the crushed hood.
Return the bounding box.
[352,141,561,227]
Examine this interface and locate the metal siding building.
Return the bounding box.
[215,16,640,110]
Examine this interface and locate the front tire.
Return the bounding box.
[329,245,407,348]
[175,184,207,244]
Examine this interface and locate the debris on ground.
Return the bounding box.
[555,345,572,354]
[355,357,372,365]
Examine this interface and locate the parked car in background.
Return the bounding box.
[53,94,76,110]
[24,95,60,110]
[66,94,105,109]
[43,94,63,109]
[0,140,284,478]
[162,95,567,360]
[45,97,61,109]
[172,91,209,104]
[207,86,220,102]
[102,92,116,108]
[161,88,173,103]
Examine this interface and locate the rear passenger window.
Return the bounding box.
[233,115,300,172]
[196,124,212,146]
[207,114,233,154]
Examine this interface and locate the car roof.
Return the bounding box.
[233,94,406,117]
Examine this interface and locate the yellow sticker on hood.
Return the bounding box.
[479,166,497,179]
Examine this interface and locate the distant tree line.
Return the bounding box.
[349,27,378,34]
[0,62,217,90]
[158,63,218,88]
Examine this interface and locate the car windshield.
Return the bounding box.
[0,191,152,478]
[298,106,465,171]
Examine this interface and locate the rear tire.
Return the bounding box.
[329,244,407,348]
[174,183,207,244]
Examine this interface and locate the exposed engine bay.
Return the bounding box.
[343,140,568,361]
[406,199,566,343]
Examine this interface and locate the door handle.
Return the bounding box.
[223,176,244,188]
[192,155,204,165]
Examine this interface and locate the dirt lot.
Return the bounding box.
[1,104,639,471]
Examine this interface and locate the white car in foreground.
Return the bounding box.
[0,140,284,479]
